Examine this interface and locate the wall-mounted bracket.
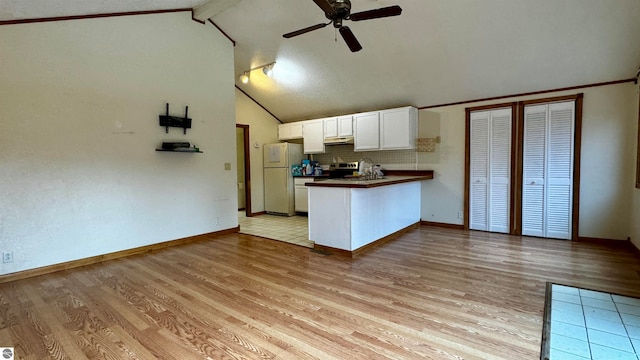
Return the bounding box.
[159,103,192,134]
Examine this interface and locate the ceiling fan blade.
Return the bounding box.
[283,23,329,38]
[350,5,402,21]
[339,26,362,52]
[313,0,336,15]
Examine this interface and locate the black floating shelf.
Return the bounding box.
[159,103,191,134]
[155,149,203,153]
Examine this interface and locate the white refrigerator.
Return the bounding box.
[263,143,303,216]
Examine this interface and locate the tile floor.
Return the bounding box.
[549,284,640,360]
[238,211,313,248]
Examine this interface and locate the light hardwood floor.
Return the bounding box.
[1,227,639,359]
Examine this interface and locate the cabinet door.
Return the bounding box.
[380,107,417,150]
[279,123,303,140]
[289,122,303,138]
[303,120,325,154]
[278,123,291,140]
[337,115,353,136]
[354,112,380,151]
[324,118,338,138]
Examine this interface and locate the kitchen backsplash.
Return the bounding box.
[312,145,417,170]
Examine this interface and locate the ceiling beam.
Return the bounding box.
[193,0,240,22]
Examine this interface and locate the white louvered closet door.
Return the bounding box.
[489,109,512,233]
[470,111,489,231]
[522,101,574,240]
[470,108,511,233]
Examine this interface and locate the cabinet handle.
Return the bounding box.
[531,181,536,185]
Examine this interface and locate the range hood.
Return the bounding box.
[324,136,354,145]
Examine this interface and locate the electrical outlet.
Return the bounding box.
[216,217,220,225]
[457,210,463,219]
[3,251,13,263]
[224,163,231,170]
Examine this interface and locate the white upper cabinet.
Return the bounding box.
[325,116,353,139]
[354,106,417,151]
[285,106,415,152]
[354,111,380,151]
[337,115,353,137]
[323,117,338,138]
[302,120,325,154]
[278,122,303,140]
[379,107,418,150]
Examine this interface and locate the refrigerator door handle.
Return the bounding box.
[284,172,287,188]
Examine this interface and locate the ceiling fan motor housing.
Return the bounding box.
[326,0,351,27]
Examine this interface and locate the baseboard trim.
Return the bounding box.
[0,226,240,284]
[248,211,266,217]
[420,221,465,230]
[576,236,629,244]
[313,222,420,258]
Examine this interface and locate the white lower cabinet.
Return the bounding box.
[294,178,309,212]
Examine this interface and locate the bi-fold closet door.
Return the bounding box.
[521,101,575,240]
[469,108,512,233]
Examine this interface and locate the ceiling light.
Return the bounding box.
[263,64,274,77]
[238,61,276,84]
[239,71,249,84]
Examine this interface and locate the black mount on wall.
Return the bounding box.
[159,103,191,134]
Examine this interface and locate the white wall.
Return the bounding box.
[0,12,237,275]
[419,82,638,240]
[235,88,281,213]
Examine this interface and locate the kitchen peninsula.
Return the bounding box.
[306,172,433,256]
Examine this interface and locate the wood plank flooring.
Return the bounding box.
[1,227,639,359]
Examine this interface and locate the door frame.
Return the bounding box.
[464,102,518,233]
[236,124,252,217]
[516,93,583,240]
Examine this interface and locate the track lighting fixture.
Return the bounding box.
[263,64,274,77]
[240,71,249,84]
[238,61,276,84]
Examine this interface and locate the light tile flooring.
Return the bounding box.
[238,211,313,248]
[549,284,640,360]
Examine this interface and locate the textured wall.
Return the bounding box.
[0,12,236,274]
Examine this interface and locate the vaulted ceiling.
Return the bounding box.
[2,0,640,122]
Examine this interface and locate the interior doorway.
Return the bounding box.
[236,124,251,217]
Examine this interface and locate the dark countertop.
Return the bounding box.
[306,174,433,189]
